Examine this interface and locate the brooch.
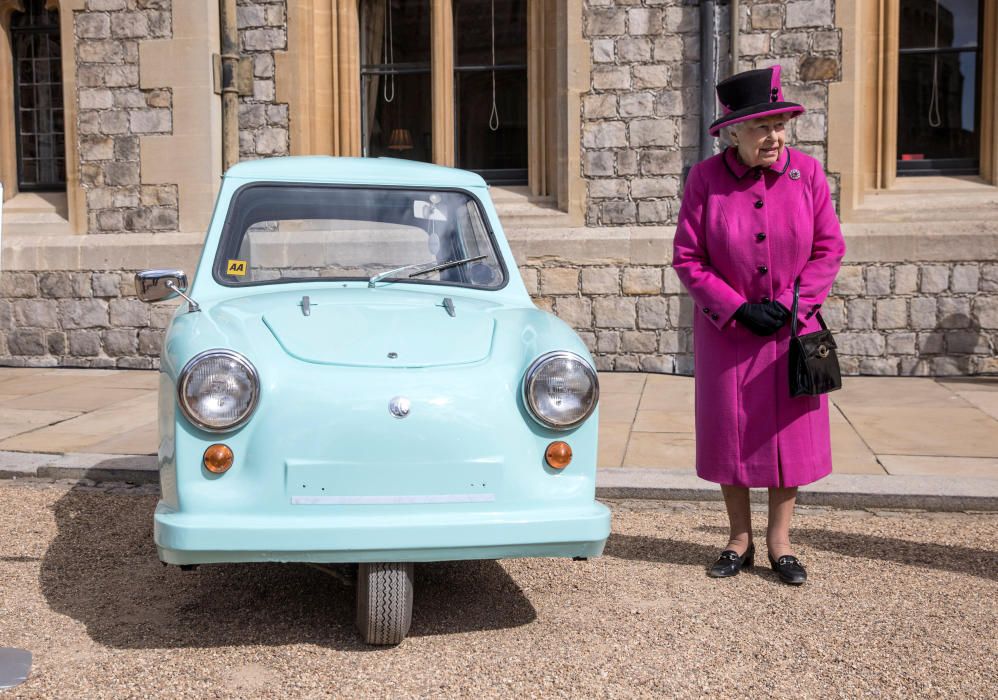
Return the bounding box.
[789,168,801,180]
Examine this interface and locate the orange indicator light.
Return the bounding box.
[545,441,572,469]
[203,444,234,474]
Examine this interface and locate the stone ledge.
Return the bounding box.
[2,224,996,271]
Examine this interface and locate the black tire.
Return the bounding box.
[355,562,414,645]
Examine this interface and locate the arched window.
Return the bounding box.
[11,0,64,191]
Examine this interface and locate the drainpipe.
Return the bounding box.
[219,0,239,172]
[730,0,739,75]
[699,0,716,163]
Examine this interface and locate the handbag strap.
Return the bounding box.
[791,277,829,336]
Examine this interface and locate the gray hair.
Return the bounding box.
[718,123,741,148]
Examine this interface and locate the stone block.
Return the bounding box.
[657,330,680,353]
[820,296,845,329]
[859,358,899,376]
[255,54,276,79]
[584,94,618,120]
[79,110,101,134]
[520,268,538,296]
[59,299,109,329]
[138,328,164,356]
[813,30,839,52]
[800,56,839,81]
[264,5,285,25]
[632,65,670,89]
[909,297,937,329]
[885,332,916,355]
[78,13,111,39]
[739,33,770,56]
[664,6,697,32]
[932,356,973,376]
[114,136,140,161]
[616,150,639,175]
[981,264,998,292]
[88,0,126,9]
[640,149,682,174]
[554,297,592,329]
[102,329,138,357]
[111,12,148,38]
[586,9,626,36]
[653,35,683,62]
[581,267,620,294]
[864,266,891,296]
[786,0,833,28]
[105,161,140,186]
[253,79,276,102]
[937,297,971,328]
[654,90,685,117]
[670,295,693,327]
[900,358,933,376]
[616,37,651,62]
[6,329,46,356]
[593,66,631,90]
[627,8,662,35]
[81,136,114,161]
[256,127,289,155]
[0,273,39,298]
[893,264,918,294]
[751,4,783,29]
[947,330,990,354]
[99,110,129,135]
[110,298,150,327]
[874,298,906,329]
[636,296,669,328]
[951,265,980,293]
[662,269,683,294]
[618,93,653,118]
[583,151,614,177]
[243,28,286,51]
[831,266,863,295]
[596,331,620,353]
[130,108,172,134]
[623,268,662,296]
[589,179,629,198]
[78,40,125,63]
[919,265,949,293]
[112,190,139,209]
[917,331,944,354]
[237,5,265,28]
[14,300,58,328]
[594,298,636,328]
[621,331,657,353]
[594,355,614,371]
[846,298,873,329]
[150,304,177,329]
[592,38,615,63]
[0,301,12,332]
[266,104,289,127]
[240,103,267,129]
[93,273,123,298]
[39,272,74,298]
[540,268,579,295]
[836,332,885,356]
[105,65,139,87]
[637,200,670,224]
[79,88,113,110]
[630,177,678,198]
[972,296,998,328]
[793,111,825,143]
[47,332,67,355]
[534,297,554,313]
[583,122,627,149]
[578,332,597,354]
[97,209,125,232]
[601,201,637,224]
[614,355,640,371]
[781,83,826,110]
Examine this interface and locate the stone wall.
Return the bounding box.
[236,0,290,159]
[76,0,178,233]
[2,258,995,375]
[582,0,840,226]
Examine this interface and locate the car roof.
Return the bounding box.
[224,156,488,189]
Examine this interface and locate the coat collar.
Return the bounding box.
[722,145,791,181]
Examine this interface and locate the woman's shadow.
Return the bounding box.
[39,487,536,650]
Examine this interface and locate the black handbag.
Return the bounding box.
[788,278,842,397]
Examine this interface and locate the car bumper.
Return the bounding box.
[154,501,611,565]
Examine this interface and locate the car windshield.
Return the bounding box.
[213,184,505,289]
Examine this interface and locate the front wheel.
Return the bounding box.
[355,562,414,645]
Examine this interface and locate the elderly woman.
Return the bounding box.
[672,66,846,585]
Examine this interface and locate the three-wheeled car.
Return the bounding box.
[136,157,610,644]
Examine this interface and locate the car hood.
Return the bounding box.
[257,290,497,368]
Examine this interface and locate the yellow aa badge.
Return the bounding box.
[226,259,247,276]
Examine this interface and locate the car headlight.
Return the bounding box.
[523,351,599,430]
[178,350,259,432]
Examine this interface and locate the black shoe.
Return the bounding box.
[768,553,807,585]
[708,543,755,578]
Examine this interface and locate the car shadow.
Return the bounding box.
[39,487,536,650]
[603,533,717,568]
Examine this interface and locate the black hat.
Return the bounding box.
[708,65,804,137]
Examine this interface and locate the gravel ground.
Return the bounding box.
[0,480,994,699]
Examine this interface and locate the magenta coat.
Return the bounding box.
[672,146,846,488]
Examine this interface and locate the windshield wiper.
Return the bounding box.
[368,255,486,287]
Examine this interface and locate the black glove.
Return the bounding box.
[734,301,791,336]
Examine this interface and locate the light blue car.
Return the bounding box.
[135,157,610,644]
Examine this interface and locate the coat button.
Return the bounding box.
[761,295,771,302]
[756,232,766,241]
[758,265,768,274]
[711,313,719,320]
[703,307,710,314]
[754,200,764,208]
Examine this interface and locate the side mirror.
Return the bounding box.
[135,269,189,303]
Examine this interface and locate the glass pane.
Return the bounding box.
[362,71,432,162]
[360,0,431,68]
[455,0,527,66]
[897,50,978,161]
[456,69,527,172]
[900,0,979,50]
